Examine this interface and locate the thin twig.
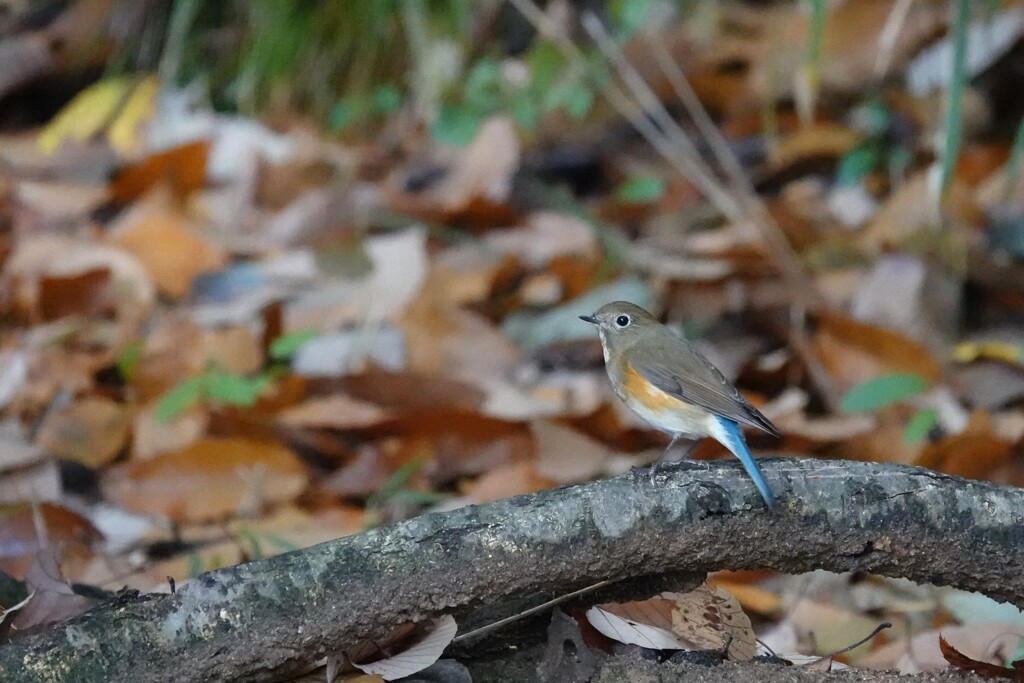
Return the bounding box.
[504,0,736,216]
[788,307,842,412]
[451,580,611,644]
[809,621,892,669]
[580,12,745,221]
[645,33,747,191]
[640,29,823,312]
[506,0,825,310]
[874,0,914,81]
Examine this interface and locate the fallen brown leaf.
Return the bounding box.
[108,140,209,205]
[101,437,308,522]
[198,326,263,376]
[916,412,1014,481]
[332,372,486,413]
[107,196,225,299]
[815,311,941,390]
[0,503,101,579]
[467,461,553,504]
[586,584,755,660]
[278,394,388,431]
[132,403,207,460]
[37,268,112,322]
[708,577,782,617]
[768,122,862,172]
[361,410,534,485]
[532,420,611,485]
[37,396,130,467]
[669,585,757,661]
[860,623,1024,674]
[11,548,99,633]
[940,634,1024,680]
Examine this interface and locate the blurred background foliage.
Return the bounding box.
[4,0,707,140]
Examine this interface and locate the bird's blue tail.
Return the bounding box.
[713,417,775,508]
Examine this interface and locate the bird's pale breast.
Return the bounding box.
[620,363,713,437]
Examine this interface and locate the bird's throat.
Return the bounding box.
[598,329,611,365]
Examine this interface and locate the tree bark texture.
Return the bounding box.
[1,457,1022,682]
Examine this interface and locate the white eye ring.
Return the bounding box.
[615,315,630,328]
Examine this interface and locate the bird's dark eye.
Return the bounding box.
[615,315,630,327]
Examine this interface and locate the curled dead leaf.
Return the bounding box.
[11,549,99,633]
[586,584,755,661]
[586,596,685,651]
[939,634,1024,681]
[669,585,756,662]
[339,615,457,681]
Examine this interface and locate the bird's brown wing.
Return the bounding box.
[631,337,781,437]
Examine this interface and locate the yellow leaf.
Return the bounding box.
[107,75,159,155]
[952,341,1024,365]
[38,77,134,154]
[37,75,159,156]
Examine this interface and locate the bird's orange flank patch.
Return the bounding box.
[623,363,683,412]
[620,363,710,434]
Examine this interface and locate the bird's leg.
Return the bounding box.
[648,435,697,484]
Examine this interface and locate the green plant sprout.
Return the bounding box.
[155,330,319,422]
[840,373,937,444]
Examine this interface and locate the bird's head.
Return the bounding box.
[579,301,660,350]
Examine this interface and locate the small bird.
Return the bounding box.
[580,301,779,507]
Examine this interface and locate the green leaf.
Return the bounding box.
[527,41,564,93]
[116,340,144,382]
[840,373,929,413]
[564,84,593,119]
[155,376,206,422]
[390,489,449,506]
[463,58,502,111]
[260,532,299,553]
[204,368,268,407]
[938,0,969,197]
[615,175,665,204]
[269,330,318,361]
[610,0,654,37]
[837,144,879,186]
[367,458,424,509]
[510,93,539,131]
[431,105,483,146]
[1004,116,1024,201]
[186,550,203,578]
[329,99,360,132]
[859,100,890,136]
[543,81,593,120]
[371,85,402,114]
[887,146,911,178]
[234,527,264,561]
[903,407,938,443]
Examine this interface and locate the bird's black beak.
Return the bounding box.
[579,314,598,324]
